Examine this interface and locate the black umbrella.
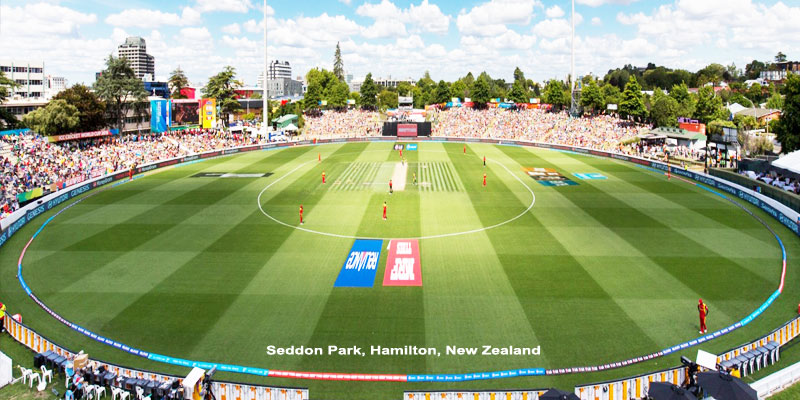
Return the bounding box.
[538,388,579,400]
[697,371,758,400]
[647,381,698,400]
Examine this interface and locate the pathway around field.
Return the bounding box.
[256,149,537,240]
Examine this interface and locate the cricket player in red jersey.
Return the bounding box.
[299,205,304,225]
[483,173,487,187]
[483,156,486,167]
[698,299,709,334]
[318,153,321,162]
[383,202,387,220]
[322,171,326,184]
[400,148,403,159]
[389,179,393,194]
[463,145,466,155]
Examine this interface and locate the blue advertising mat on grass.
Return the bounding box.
[334,239,383,287]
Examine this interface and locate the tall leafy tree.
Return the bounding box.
[94,55,148,133]
[328,81,349,108]
[378,89,398,109]
[434,80,451,104]
[359,73,379,109]
[669,83,696,118]
[649,89,680,128]
[168,67,189,99]
[333,42,345,82]
[728,93,754,108]
[601,84,621,109]
[746,83,765,105]
[513,67,526,85]
[745,60,767,80]
[543,80,568,110]
[776,52,787,63]
[450,81,467,101]
[21,99,80,135]
[203,66,242,123]
[775,73,800,152]
[767,92,784,110]
[471,75,490,109]
[693,86,727,124]
[52,84,106,132]
[508,81,528,104]
[579,80,604,114]
[619,76,647,121]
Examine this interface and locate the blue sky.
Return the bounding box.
[1,0,798,88]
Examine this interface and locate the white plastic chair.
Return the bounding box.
[118,390,131,400]
[96,385,108,398]
[135,387,144,400]
[17,366,33,385]
[27,371,41,388]
[40,365,53,383]
[111,387,123,400]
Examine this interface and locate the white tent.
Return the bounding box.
[0,350,11,389]
[772,150,800,175]
[284,123,299,131]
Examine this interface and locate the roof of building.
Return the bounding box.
[648,127,706,141]
[727,103,747,116]
[272,114,298,123]
[734,108,782,119]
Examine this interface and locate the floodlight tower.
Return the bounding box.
[262,0,268,132]
[568,0,581,118]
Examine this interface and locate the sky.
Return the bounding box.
[1,0,799,88]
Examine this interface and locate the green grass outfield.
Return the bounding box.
[1,142,799,400]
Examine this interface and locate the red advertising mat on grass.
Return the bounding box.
[382,239,422,286]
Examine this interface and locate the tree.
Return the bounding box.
[707,119,736,135]
[734,114,758,132]
[396,82,414,97]
[775,73,800,153]
[728,92,754,108]
[52,84,106,132]
[513,67,526,85]
[0,71,19,127]
[776,52,787,63]
[203,66,242,123]
[693,87,727,124]
[745,60,767,80]
[620,76,647,121]
[508,81,528,104]
[543,80,568,110]
[767,92,784,110]
[333,42,345,82]
[450,81,468,101]
[349,92,361,107]
[434,80,451,104]
[601,84,621,109]
[328,81,349,108]
[360,73,379,109]
[669,83,695,118]
[21,99,80,135]
[695,63,726,86]
[168,68,189,99]
[378,89,398,110]
[471,75,491,108]
[94,55,148,133]
[746,83,765,105]
[649,89,680,127]
[579,80,604,114]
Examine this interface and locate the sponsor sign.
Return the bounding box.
[405,143,418,151]
[48,130,116,143]
[192,172,273,178]
[399,96,413,104]
[150,100,171,133]
[607,104,618,111]
[393,143,405,151]
[383,239,422,286]
[573,173,607,180]
[200,98,217,129]
[397,124,418,137]
[334,239,383,287]
[524,168,579,187]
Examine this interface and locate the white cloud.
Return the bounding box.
[546,5,565,18]
[177,27,213,43]
[361,19,408,39]
[105,8,201,28]
[456,0,541,37]
[222,35,258,50]
[577,0,639,6]
[340,0,353,4]
[357,0,450,34]
[591,17,602,26]
[222,23,242,35]
[195,0,253,13]
[533,14,582,39]
[0,2,97,37]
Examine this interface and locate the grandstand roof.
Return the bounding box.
[648,127,706,141]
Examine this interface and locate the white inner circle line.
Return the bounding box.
[256,148,537,240]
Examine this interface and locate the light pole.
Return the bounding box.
[262,0,268,133]
[568,0,580,118]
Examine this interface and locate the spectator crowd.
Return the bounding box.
[0,108,681,220]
